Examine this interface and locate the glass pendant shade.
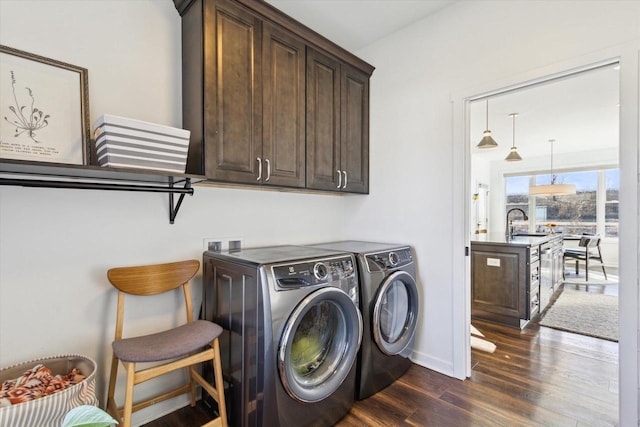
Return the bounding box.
[476,100,498,149]
[530,139,576,196]
[504,113,522,161]
[505,146,523,161]
[477,131,498,149]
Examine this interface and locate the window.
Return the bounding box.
[505,176,529,234]
[605,169,619,237]
[505,168,618,238]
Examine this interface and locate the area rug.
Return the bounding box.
[538,288,618,341]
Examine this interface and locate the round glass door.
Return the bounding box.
[278,287,363,403]
[373,271,419,356]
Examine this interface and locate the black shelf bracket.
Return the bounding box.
[169,176,193,224]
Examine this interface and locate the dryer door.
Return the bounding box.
[278,287,363,403]
[372,270,419,356]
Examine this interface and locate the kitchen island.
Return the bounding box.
[471,233,563,329]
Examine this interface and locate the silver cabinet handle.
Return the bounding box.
[265,158,271,182]
[337,170,342,189]
[342,170,347,189]
[257,157,262,181]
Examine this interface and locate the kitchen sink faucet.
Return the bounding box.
[506,208,529,239]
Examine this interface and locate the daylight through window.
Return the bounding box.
[505,168,619,238]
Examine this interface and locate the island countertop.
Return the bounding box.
[471,232,561,247]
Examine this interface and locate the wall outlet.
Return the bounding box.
[229,239,242,253]
[204,238,223,252]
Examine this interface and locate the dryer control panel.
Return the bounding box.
[365,248,413,272]
[272,256,356,290]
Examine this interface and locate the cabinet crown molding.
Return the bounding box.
[172,0,375,76]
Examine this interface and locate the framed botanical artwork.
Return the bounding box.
[0,45,90,165]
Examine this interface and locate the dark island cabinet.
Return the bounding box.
[471,242,540,329]
[306,48,369,193]
[174,0,373,192]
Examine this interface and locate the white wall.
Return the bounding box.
[1,0,639,425]
[0,1,351,425]
[346,0,639,423]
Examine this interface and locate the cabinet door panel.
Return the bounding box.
[472,250,523,318]
[204,0,261,183]
[341,64,369,193]
[306,48,341,191]
[262,23,305,188]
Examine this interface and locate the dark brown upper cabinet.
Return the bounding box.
[175,0,373,192]
[306,48,369,193]
[261,22,306,187]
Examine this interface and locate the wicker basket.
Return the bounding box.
[0,354,98,427]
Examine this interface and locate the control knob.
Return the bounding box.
[388,252,399,266]
[313,262,328,280]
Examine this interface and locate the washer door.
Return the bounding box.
[278,287,363,403]
[373,270,419,356]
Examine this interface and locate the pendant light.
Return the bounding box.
[504,113,522,161]
[476,99,498,149]
[530,139,576,196]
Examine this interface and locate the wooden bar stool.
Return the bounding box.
[106,260,227,427]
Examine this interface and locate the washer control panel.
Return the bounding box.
[365,248,413,272]
[272,256,355,290]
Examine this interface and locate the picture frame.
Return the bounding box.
[0,45,90,165]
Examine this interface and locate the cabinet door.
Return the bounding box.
[204,0,262,183]
[471,250,526,319]
[341,64,369,193]
[262,23,306,188]
[306,48,341,191]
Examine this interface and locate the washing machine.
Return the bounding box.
[202,245,362,427]
[310,241,419,400]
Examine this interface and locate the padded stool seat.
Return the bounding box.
[113,320,223,363]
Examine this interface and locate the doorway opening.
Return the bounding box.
[466,61,620,414]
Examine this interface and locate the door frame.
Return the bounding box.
[451,41,639,425]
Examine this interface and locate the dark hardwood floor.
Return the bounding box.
[143,317,618,427]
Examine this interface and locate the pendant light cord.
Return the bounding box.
[510,113,517,148]
[485,99,489,129]
[549,139,556,184]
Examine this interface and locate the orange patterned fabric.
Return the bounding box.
[0,364,85,408]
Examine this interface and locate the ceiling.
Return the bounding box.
[264,1,619,164]
[265,0,457,52]
[470,64,620,162]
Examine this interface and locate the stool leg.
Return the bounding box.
[585,254,589,281]
[189,366,197,407]
[213,338,228,427]
[106,354,120,421]
[122,362,135,427]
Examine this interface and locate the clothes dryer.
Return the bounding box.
[202,245,362,427]
[310,241,419,399]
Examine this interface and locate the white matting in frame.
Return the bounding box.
[0,45,90,165]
